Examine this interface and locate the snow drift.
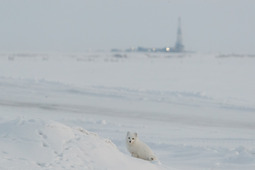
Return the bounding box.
[0,118,165,170]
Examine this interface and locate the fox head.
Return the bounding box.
[126,131,138,144]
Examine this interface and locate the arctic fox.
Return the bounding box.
[126,132,157,161]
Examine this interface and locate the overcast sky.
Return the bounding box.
[1,0,254,53]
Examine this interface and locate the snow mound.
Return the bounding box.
[0,118,166,170]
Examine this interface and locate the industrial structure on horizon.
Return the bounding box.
[112,17,186,53]
[171,17,185,52]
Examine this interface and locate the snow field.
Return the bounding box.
[0,52,255,169]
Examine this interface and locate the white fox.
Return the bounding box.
[126,132,157,161]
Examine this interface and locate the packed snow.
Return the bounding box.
[0,52,255,170]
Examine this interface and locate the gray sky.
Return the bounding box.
[1,0,254,53]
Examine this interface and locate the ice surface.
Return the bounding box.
[0,52,255,169]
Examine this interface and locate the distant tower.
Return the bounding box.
[172,17,185,52]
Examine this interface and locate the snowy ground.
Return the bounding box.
[0,52,255,169]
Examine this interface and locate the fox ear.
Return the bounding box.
[134,132,137,137]
[127,131,130,136]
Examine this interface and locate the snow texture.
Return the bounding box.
[0,52,255,169]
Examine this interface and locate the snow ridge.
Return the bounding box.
[0,118,166,170]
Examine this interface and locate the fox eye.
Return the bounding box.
[128,137,130,139]
[132,138,134,140]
